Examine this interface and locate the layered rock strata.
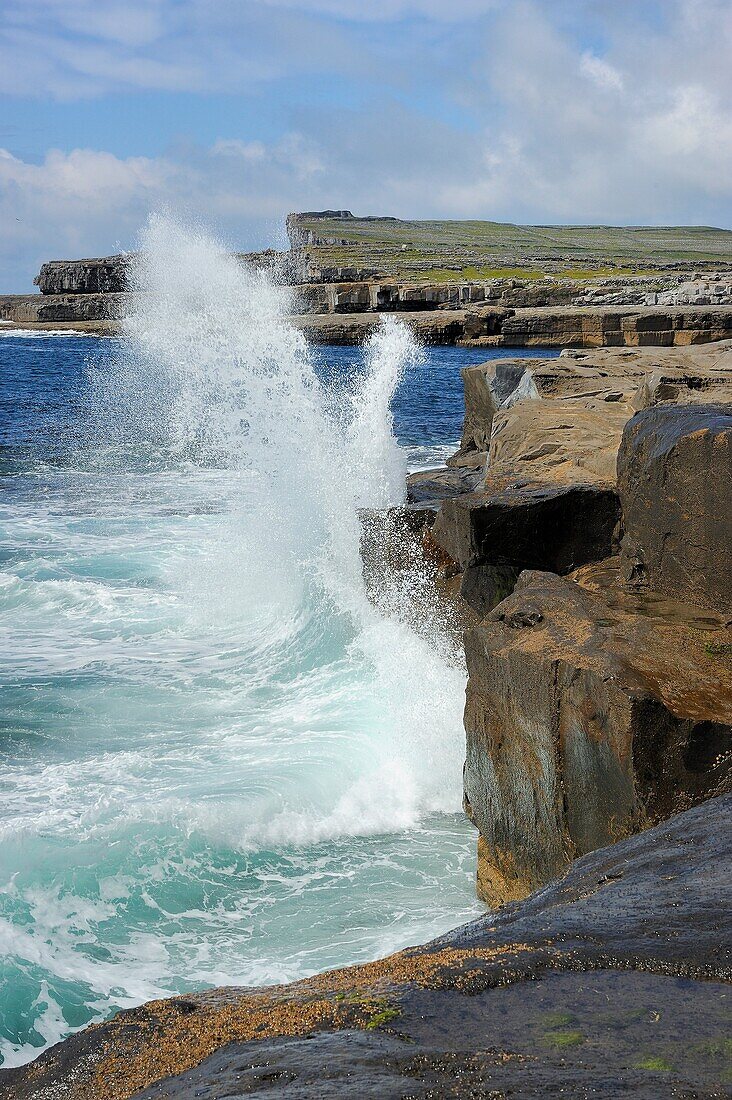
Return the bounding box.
[4,301,729,349]
[35,255,130,295]
[6,249,732,346]
[0,292,128,324]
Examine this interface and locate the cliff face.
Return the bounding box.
[35,256,130,294]
[418,340,732,906]
[6,217,732,343]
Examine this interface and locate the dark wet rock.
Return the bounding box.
[359,506,475,642]
[463,566,732,906]
[405,465,482,505]
[4,797,730,1099]
[618,403,732,614]
[431,481,620,615]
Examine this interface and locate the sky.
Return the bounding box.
[1,0,732,290]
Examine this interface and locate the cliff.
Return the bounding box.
[414,340,732,905]
[6,216,732,345]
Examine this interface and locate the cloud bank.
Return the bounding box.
[1,0,731,290]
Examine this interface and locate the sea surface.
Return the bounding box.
[0,219,559,1066]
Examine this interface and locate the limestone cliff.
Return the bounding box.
[418,340,732,906]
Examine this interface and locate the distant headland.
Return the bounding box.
[2,213,732,346]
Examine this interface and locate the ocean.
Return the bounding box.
[0,218,558,1066]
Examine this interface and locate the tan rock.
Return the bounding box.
[464,565,732,906]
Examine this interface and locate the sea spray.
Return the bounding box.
[0,215,479,1068]
[92,213,467,835]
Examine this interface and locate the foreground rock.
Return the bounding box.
[3,796,730,1099]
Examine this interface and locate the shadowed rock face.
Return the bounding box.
[463,567,732,906]
[432,482,620,616]
[618,404,732,614]
[35,256,130,294]
[3,797,730,1099]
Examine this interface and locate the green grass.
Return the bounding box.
[635,1055,675,1072]
[294,215,732,281]
[413,265,546,282]
[541,1029,585,1048]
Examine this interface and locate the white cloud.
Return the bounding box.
[0,0,372,98]
[212,140,268,161]
[580,51,623,92]
[1,0,731,290]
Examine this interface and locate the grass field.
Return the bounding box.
[293,216,732,281]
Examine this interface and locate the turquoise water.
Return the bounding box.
[0,220,559,1066]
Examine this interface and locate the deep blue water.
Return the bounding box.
[0,328,558,1066]
[0,334,556,470]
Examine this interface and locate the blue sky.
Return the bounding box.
[1,0,731,290]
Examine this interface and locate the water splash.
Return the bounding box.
[0,215,474,1068]
[88,213,467,842]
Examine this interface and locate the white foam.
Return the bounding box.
[0,328,101,338]
[0,215,474,1066]
[82,213,467,841]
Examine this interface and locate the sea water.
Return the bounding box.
[0,217,558,1066]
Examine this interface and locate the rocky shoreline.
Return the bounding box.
[3,296,732,349]
[4,212,732,348]
[3,331,731,1098]
[4,798,730,1098]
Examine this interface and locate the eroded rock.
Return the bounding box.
[463,566,732,906]
[618,404,732,613]
[431,481,620,615]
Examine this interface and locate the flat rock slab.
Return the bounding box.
[4,797,730,1099]
[451,340,732,473]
